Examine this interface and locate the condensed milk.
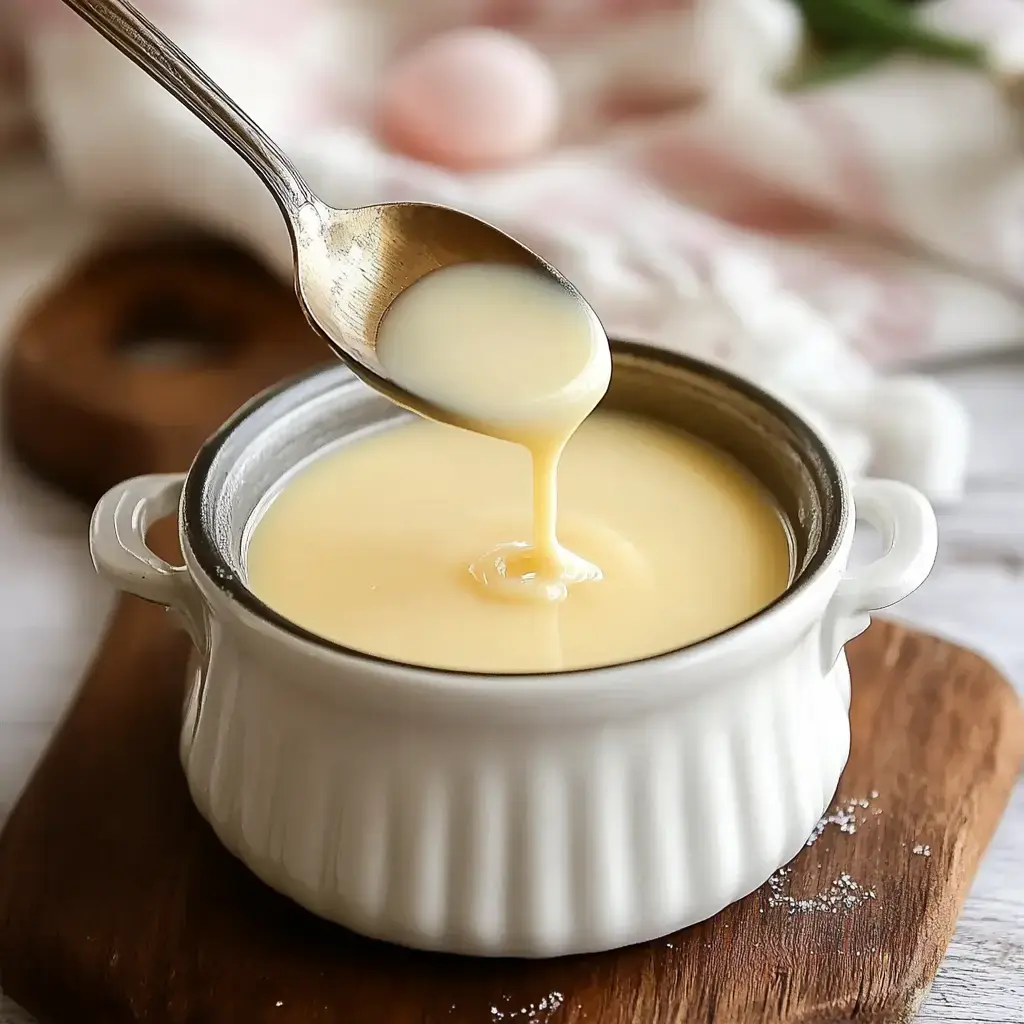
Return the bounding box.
[246,412,792,672]
[245,261,792,673]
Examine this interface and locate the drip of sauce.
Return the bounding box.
[374,262,610,603]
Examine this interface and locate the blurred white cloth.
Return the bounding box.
[8,0,1024,500]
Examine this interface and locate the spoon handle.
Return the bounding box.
[59,0,313,216]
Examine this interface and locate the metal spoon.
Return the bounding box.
[60,0,587,424]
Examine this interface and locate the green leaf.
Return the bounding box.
[795,0,986,66]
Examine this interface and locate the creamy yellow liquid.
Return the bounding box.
[245,413,792,674]
[376,263,611,602]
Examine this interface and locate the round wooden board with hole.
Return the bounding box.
[1,235,327,504]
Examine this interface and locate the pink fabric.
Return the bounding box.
[5,0,1024,500]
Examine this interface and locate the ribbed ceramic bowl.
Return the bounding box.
[89,342,937,958]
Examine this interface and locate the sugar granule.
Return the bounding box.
[489,991,565,1020]
[912,843,931,857]
[765,866,877,916]
[805,792,882,847]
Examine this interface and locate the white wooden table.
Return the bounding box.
[0,183,1021,1023]
[895,351,1024,1023]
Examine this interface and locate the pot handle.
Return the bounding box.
[821,478,938,672]
[89,473,205,645]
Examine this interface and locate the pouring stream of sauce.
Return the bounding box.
[376,262,611,603]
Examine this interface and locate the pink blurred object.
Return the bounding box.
[376,28,559,170]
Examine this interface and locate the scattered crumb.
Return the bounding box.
[766,867,877,915]
[758,792,886,917]
[912,843,932,857]
[489,991,564,1020]
[806,792,881,846]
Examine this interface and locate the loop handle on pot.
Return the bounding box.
[821,478,938,672]
[89,473,205,646]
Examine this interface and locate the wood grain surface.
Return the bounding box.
[0,227,1022,1023]
[0,605,1020,1024]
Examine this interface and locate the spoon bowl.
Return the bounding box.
[291,199,574,422]
[61,0,583,423]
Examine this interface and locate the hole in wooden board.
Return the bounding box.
[115,294,237,368]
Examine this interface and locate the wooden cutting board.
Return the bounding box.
[1,239,1022,1024]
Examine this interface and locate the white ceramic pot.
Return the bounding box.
[88,344,937,958]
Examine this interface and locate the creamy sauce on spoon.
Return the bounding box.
[375,262,611,602]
